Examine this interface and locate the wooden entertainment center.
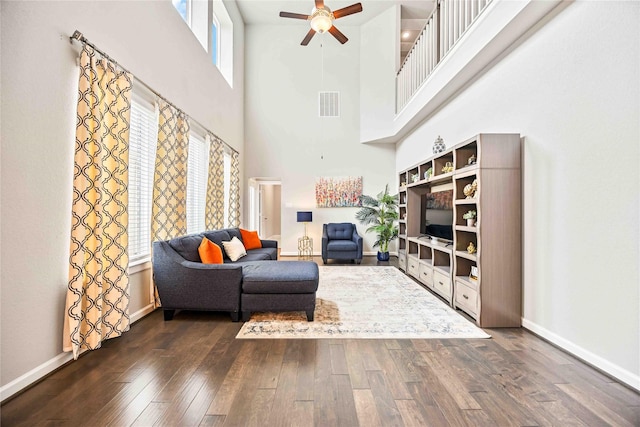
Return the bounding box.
[397,133,522,327]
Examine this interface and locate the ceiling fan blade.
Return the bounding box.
[315,0,325,9]
[279,11,310,20]
[333,3,363,19]
[301,29,316,46]
[328,25,348,44]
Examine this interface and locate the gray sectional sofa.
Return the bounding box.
[152,228,318,322]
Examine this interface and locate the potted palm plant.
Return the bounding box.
[355,184,399,261]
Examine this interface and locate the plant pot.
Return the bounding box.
[466,218,475,227]
[377,251,390,262]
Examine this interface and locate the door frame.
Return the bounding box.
[248,178,281,238]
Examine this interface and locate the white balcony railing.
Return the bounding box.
[396,0,492,113]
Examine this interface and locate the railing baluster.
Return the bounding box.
[454,0,459,45]
[443,0,447,54]
[420,33,425,84]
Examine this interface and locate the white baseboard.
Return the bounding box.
[131,303,155,323]
[0,351,74,402]
[279,251,386,257]
[522,318,640,392]
[1,304,156,402]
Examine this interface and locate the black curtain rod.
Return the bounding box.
[69,30,238,155]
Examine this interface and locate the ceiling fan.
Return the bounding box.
[279,0,363,46]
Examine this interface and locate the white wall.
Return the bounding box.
[0,0,244,397]
[359,5,398,142]
[397,1,639,388]
[244,25,396,255]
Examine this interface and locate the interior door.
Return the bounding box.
[259,183,281,239]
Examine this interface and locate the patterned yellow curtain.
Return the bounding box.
[228,151,241,227]
[151,101,190,307]
[64,46,132,359]
[151,100,190,242]
[205,134,225,230]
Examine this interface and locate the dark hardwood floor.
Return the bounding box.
[2,256,639,426]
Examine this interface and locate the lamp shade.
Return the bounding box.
[297,211,313,222]
[310,14,332,33]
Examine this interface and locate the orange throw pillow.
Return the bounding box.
[240,228,262,250]
[198,237,224,264]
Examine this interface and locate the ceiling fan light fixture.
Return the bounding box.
[310,9,333,33]
[279,1,362,45]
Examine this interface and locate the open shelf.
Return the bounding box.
[455,250,477,262]
[455,230,478,255]
[433,153,454,179]
[455,139,478,171]
[455,174,478,202]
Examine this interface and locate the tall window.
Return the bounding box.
[128,97,158,264]
[187,133,208,234]
[211,19,219,66]
[171,0,233,86]
[172,0,208,51]
[172,0,190,24]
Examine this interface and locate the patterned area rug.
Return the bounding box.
[236,266,490,339]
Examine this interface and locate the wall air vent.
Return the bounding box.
[319,91,340,118]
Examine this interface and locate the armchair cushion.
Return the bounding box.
[327,240,358,252]
[326,223,354,240]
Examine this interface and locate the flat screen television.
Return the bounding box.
[421,190,454,242]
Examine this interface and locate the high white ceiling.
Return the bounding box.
[235,0,435,63]
[235,0,434,26]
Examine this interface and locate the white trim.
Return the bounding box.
[0,352,74,402]
[279,251,380,257]
[211,0,233,87]
[131,304,156,324]
[128,259,151,275]
[522,318,640,392]
[1,305,156,402]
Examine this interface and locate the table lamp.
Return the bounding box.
[297,211,313,237]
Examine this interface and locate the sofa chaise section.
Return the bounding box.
[152,228,278,321]
[240,261,319,321]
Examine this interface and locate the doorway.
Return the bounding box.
[248,178,281,243]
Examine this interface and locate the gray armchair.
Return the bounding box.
[322,223,363,264]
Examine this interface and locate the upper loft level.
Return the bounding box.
[360,0,564,144]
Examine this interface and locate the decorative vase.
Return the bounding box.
[433,135,446,154]
[377,251,390,261]
[466,218,475,227]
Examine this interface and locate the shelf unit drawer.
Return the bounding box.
[398,251,407,271]
[455,280,478,317]
[407,256,420,279]
[418,262,433,288]
[433,270,452,299]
